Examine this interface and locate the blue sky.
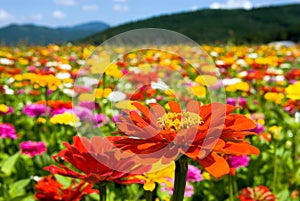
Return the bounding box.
[0,0,299,28]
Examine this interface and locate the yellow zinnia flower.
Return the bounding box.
[264,92,284,104]
[94,88,112,99]
[226,82,249,92]
[0,104,9,113]
[286,81,300,100]
[135,162,175,191]
[50,112,79,126]
[269,126,282,140]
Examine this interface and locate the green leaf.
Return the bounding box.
[20,195,35,201]
[54,174,72,187]
[295,167,300,185]
[9,179,31,198]
[277,189,290,201]
[10,195,29,201]
[1,152,20,176]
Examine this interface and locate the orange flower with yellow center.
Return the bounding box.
[113,100,260,178]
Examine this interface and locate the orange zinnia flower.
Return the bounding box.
[113,100,259,178]
[45,136,150,184]
[34,175,97,201]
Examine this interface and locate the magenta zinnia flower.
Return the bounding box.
[227,98,236,106]
[229,155,250,169]
[238,97,247,107]
[187,165,203,183]
[93,113,109,127]
[23,103,49,117]
[20,141,47,157]
[0,123,17,139]
[251,123,265,134]
[78,101,99,110]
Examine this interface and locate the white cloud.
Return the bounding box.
[0,9,14,22]
[210,0,253,10]
[54,0,76,6]
[82,4,99,11]
[52,10,65,19]
[191,5,198,11]
[31,14,43,20]
[113,4,129,12]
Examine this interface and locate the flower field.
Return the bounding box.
[0,43,300,201]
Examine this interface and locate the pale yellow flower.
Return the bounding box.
[50,112,79,126]
[135,162,175,191]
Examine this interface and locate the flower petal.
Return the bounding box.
[168,101,181,113]
[197,152,229,178]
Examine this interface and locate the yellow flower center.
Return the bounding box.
[157,112,204,132]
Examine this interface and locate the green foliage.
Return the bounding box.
[80,4,300,45]
[0,152,20,176]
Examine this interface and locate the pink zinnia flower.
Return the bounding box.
[229,155,250,169]
[20,141,47,157]
[187,165,203,182]
[0,123,17,139]
[227,98,236,106]
[93,113,109,127]
[238,97,247,107]
[23,103,49,117]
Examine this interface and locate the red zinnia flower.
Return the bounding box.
[238,185,277,201]
[113,100,260,178]
[34,175,97,201]
[45,136,150,184]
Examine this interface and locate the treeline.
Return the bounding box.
[80,4,300,45]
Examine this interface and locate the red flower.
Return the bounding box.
[37,100,73,110]
[113,100,260,178]
[34,175,97,201]
[238,186,277,201]
[45,136,150,184]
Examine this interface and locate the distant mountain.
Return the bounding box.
[79,4,300,44]
[60,21,109,32]
[0,21,109,45]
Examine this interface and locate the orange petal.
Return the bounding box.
[149,103,166,117]
[132,102,152,121]
[226,114,256,130]
[221,142,260,155]
[186,100,201,114]
[168,101,181,113]
[129,111,149,128]
[197,152,229,178]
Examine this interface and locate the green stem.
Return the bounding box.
[44,86,49,133]
[171,156,189,201]
[44,86,49,117]
[102,72,106,89]
[233,174,238,197]
[145,190,153,201]
[98,182,107,201]
[294,107,300,167]
[229,175,234,201]
[99,72,106,115]
[273,140,278,193]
